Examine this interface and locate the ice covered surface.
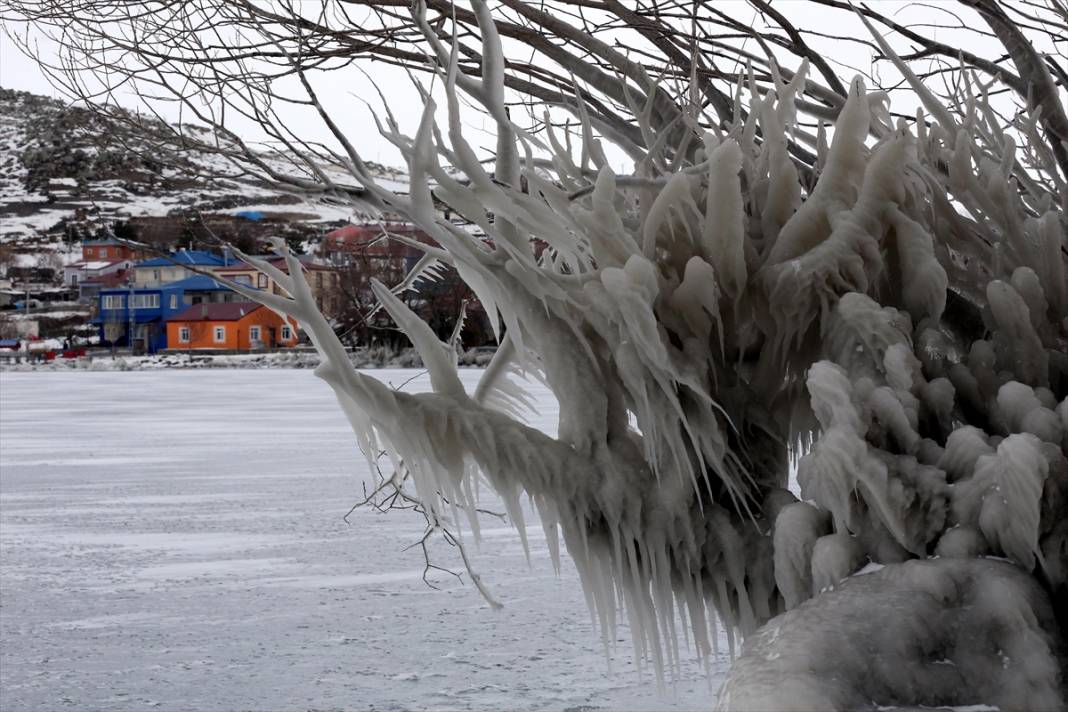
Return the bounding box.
[0,369,726,711]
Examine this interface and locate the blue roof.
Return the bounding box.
[136,250,226,268]
[97,275,236,295]
[163,275,234,292]
[236,210,265,221]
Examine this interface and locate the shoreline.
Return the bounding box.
[0,347,475,372]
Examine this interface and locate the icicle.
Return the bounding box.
[887,206,947,324]
[766,76,870,265]
[642,172,696,259]
[773,502,831,609]
[955,434,1049,570]
[810,533,866,595]
[700,139,747,305]
[987,280,1048,387]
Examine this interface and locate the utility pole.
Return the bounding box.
[128,282,134,353]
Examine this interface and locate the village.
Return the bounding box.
[0,87,497,366]
[0,220,489,362]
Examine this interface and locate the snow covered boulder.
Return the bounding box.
[715,558,1065,712]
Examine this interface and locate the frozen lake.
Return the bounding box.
[0,369,724,711]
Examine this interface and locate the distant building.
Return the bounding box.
[64,260,131,290]
[321,223,429,267]
[77,268,130,302]
[79,239,145,262]
[166,302,298,350]
[214,256,339,316]
[63,239,150,292]
[93,277,235,352]
[133,250,228,287]
[164,275,243,305]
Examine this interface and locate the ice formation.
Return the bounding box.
[213,3,1068,708]
[715,559,1064,712]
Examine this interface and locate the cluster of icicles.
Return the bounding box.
[219,14,1068,704]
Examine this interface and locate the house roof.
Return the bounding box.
[323,223,432,258]
[82,239,127,247]
[325,223,427,240]
[68,259,127,270]
[169,302,263,322]
[163,275,234,292]
[136,250,227,268]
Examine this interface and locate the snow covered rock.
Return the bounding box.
[716,558,1065,712]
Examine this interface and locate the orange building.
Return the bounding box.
[166,302,299,350]
[81,238,146,262]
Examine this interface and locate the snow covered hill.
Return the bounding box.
[0,88,408,265]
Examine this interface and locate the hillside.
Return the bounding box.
[0,88,407,265]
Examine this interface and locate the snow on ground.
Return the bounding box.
[0,369,725,711]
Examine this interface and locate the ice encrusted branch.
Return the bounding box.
[219,3,1066,709]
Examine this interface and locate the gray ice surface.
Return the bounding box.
[0,369,724,711]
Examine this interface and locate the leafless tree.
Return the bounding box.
[5,1,1066,200]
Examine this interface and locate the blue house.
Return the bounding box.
[94,276,238,352]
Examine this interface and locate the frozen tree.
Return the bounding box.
[8,1,1067,708]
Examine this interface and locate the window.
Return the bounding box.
[102,295,124,310]
[234,275,253,286]
[152,269,161,281]
[213,326,226,343]
[130,294,160,309]
[179,327,190,343]
[102,247,109,258]
[249,326,261,343]
[257,274,268,288]
[281,325,292,341]
[316,272,323,288]
[169,294,177,310]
